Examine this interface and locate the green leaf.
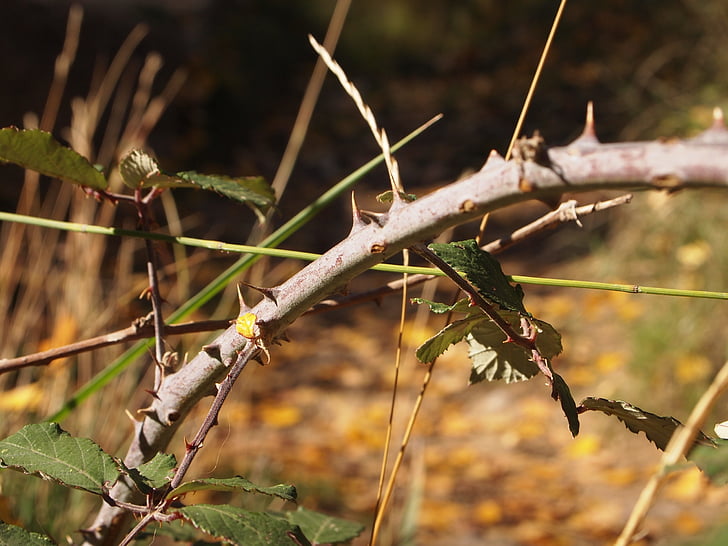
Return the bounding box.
[579,398,716,451]
[552,373,580,437]
[117,149,275,215]
[376,190,417,203]
[0,522,56,545]
[125,452,176,493]
[118,149,177,188]
[0,423,120,495]
[282,506,364,544]
[177,504,306,546]
[411,297,473,314]
[167,476,297,502]
[174,171,275,215]
[428,240,529,315]
[135,518,219,544]
[415,315,485,363]
[689,440,728,485]
[0,128,107,189]
[467,312,562,384]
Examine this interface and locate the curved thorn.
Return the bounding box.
[568,101,600,150]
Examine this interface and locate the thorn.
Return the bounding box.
[585,101,595,135]
[184,437,194,451]
[202,344,222,362]
[137,406,155,417]
[238,281,279,304]
[349,192,368,231]
[481,149,505,169]
[214,382,222,393]
[567,101,600,151]
[144,389,160,400]
[125,409,142,423]
[79,529,97,542]
[236,283,252,314]
[713,106,725,128]
[690,106,728,144]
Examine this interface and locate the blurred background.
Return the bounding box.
[1,1,728,544]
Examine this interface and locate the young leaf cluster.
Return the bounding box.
[414,240,577,434]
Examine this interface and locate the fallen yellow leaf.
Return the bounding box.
[473,499,503,525]
[0,383,44,412]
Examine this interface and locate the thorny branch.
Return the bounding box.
[0,194,629,373]
[83,111,728,544]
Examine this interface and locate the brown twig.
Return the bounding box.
[0,319,228,374]
[309,194,633,314]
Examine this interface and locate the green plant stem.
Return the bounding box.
[3,210,726,303]
[511,275,728,300]
[42,117,439,422]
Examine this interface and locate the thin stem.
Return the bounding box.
[410,243,536,353]
[371,252,409,545]
[0,319,228,373]
[118,511,157,546]
[168,342,259,490]
[134,189,166,389]
[505,0,567,159]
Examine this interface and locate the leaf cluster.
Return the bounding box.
[0,129,275,218]
[0,423,362,545]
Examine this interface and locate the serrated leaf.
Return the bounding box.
[689,440,728,485]
[415,315,485,363]
[579,397,716,451]
[552,373,579,437]
[467,312,562,384]
[167,476,297,502]
[124,452,176,493]
[428,240,529,315]
[0,522,56,545]
[0,128,106,189]
[118,149,177,188]
[283,506,364,544]
[411,297,473,315]
[177,504,306,546]
[0,423,120,495]
[135,518,218,544]
[174,171,275,215]
[376,190,417,203]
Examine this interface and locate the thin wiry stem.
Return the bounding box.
[134,188,166,389]
[371,253,409,545]
[505,0,568,160]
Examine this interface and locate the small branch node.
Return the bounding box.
[165,410,180,425]
[370,242,387,254]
